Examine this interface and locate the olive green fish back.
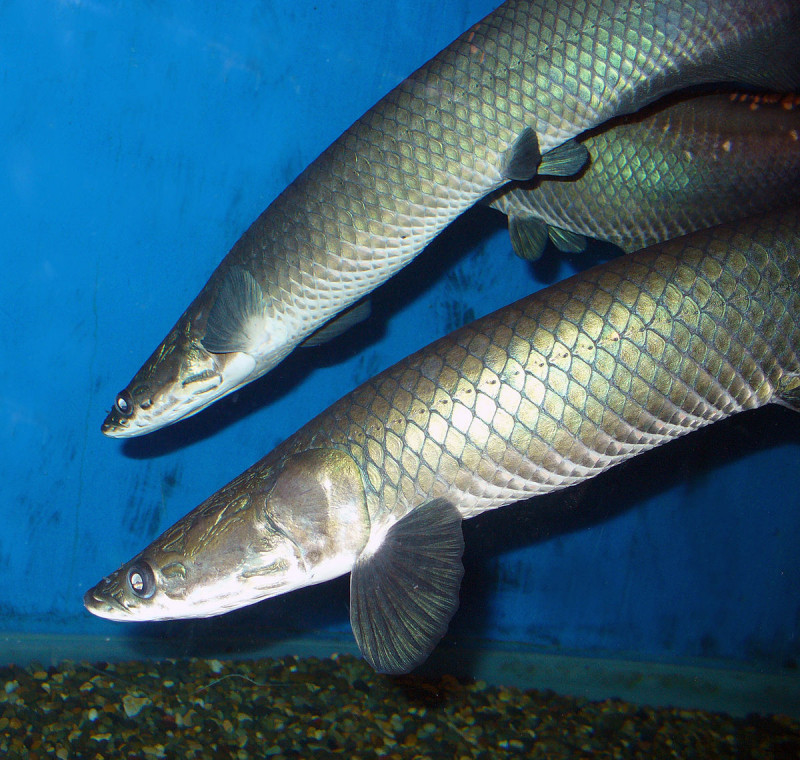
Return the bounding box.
[235,0,800,307]
[299,210,800,521]
[104,0,800,437]
[490,93,800,254]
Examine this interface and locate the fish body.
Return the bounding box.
[102,0,800,437]
[87,208,800,674]
[489,92,800,259]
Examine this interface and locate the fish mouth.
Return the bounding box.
[101,409,136,438]
[101,352,258,438]
[100,377,224,438]
[83,579,133,619]
[101,406,179,438]
[101,391,225,438]
[101,412,171,439]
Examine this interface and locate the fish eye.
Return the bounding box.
[127,562,156,599]
[115,390,135,417]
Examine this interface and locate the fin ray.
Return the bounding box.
[503,128,541,181]
[301,299,372,347]
[508,215,549,261]
[776,371,800,412]
[350,498,464,675]
[538,138,590,176]
[202,266,265,354]
[549,226,587,253]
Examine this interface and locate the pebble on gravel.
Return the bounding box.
[0,654,796,759]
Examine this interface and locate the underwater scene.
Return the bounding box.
[3,0,800,757]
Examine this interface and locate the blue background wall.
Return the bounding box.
[1,0,798,669]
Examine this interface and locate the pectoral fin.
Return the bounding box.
[202,266,266,354]
[548,226,587,254]
[775,371,800,412]
[508,215,550,261]
[349,498,464,675]
[300,299,372,347]
[502,130,588,183]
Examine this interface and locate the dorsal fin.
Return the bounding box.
[503,128,541,181]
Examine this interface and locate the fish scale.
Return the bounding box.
[229,1,769,309]
[296,210,800,521]
[102,0,800,436]
[489,93,800,257]
[86,208,800,673]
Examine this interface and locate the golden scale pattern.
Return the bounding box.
[227,0,757,332]
[105,1,800,440]
[492,93,800,252]
[294,212,800,522]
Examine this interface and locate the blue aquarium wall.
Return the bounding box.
[2,0,799,670]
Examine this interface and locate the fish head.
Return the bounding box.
[84,448,370,621]
[101,316,262,438]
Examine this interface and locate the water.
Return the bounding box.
[1,1,799,755]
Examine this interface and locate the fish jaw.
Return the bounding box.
[101,273,304,437]
[83,536,306,621]
[101,343,259,438]
[85,448,370,621]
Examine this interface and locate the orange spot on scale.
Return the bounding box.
[469,44,485,64]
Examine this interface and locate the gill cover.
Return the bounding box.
[84,447,371,620]
[261,448,371,576]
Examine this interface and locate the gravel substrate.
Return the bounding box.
[0,653,798,759]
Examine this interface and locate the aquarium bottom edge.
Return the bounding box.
[1,631,797,718]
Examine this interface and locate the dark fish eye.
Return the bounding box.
[127,562,156,599]
[115,390,135,417]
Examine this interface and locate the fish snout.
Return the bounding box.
[101,410,129,437]
[83,576,131,618]
[101,386,150,438]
